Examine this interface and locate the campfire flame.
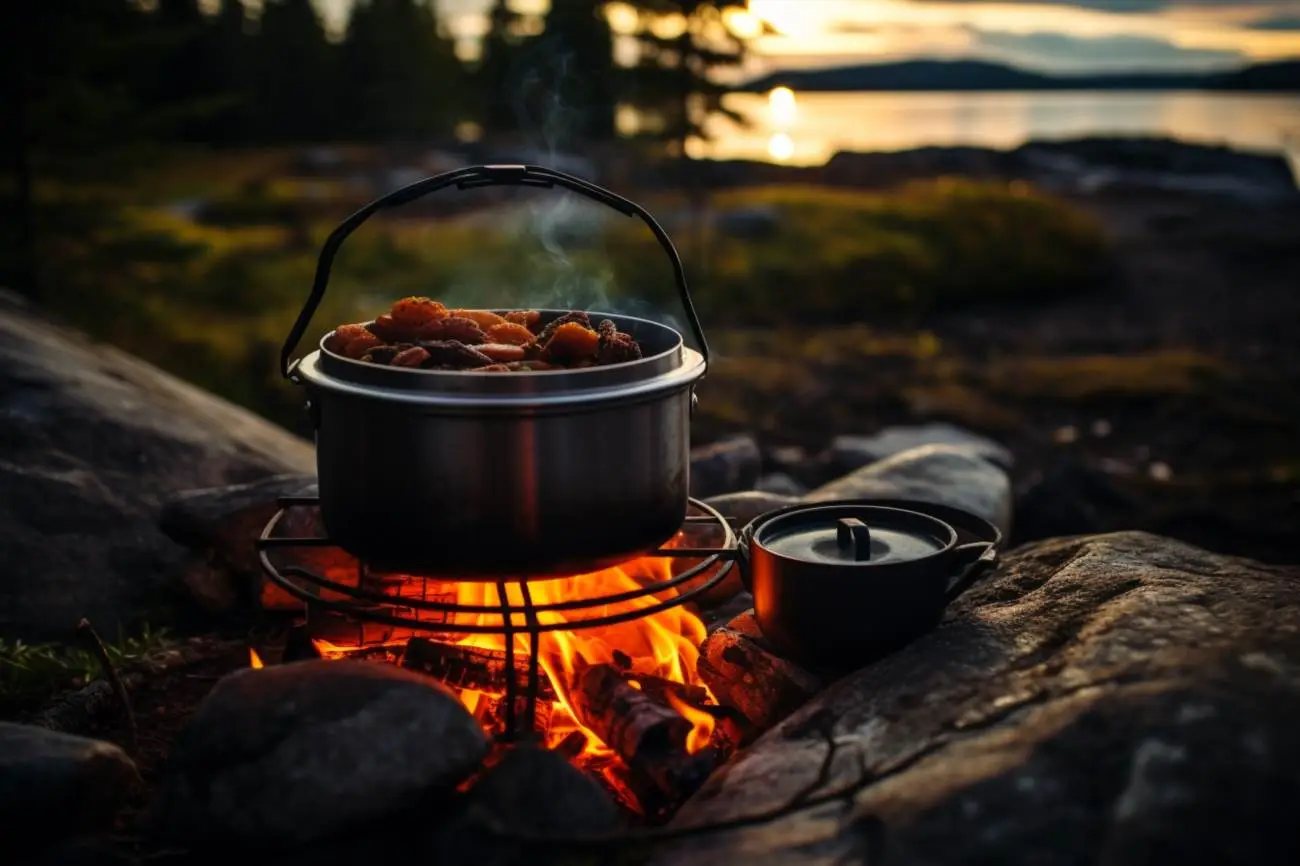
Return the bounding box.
[260,546,719,803]
[249,648,264,669]
[451,555,716,757]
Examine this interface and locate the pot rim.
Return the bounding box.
[297,310,706,408]
[750,503,959,570]
[296,345,705,409]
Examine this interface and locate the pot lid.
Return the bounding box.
[754,505,956,566]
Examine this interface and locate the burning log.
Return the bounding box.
[570,663,720,814]
[697,611,826,738]
[402,637,556,701]
[571,662,691,761]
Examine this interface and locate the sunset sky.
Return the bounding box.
[313,0,1300,73]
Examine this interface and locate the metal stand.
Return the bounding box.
[256,497,738,737]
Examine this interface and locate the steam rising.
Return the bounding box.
[442,47,688,339]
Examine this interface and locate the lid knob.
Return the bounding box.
[836,518,872,562]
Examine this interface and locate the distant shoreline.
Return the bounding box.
[739,58,1300,94]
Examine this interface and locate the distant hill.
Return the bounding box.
[740,58,1300,93]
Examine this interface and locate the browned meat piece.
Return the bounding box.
[537,311,592,344]
[359,345,402,365]
[368,314,419,343]
[418,340,495,369]
[341,332,384,359]
[597,319,642,365]
[416,316,487,344]
[541,321,600,364]
[325,323,372,354]
[392,347,431,367]
[391,297,449,326]
[486,322,535,346]
[505,310,542,331]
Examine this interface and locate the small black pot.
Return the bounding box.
[736,499,1001,671]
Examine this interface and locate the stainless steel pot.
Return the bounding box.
[278,165,710,578]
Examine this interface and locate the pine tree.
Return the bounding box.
[623,0,750,155]
[253,0,335,143]
[476,0,528,135]
[536,0,618,142]
[341,0,462,141]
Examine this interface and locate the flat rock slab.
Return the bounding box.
[0,293,314,640]
[831,423,1013,471]
[154,659,487,846]
[0,723,140,846]
[805,444,1013,537]
[654,532,1300,866]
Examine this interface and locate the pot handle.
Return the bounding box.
[943,542,999,605]
[279,164,710,380]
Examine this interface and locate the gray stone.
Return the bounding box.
[430,745,622,865]
[0,293,314,640]
[159,474,319,611]
[154,659,488,845]
[690,435,762,498]
[831,423,1013,472]
[755,473,808,497]
[0,723,140,845]
[703,491,800,527]
[805,444,1013,537]
[655,532,1300,866]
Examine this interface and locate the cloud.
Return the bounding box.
[967,28,1245,71]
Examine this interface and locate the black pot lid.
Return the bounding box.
[754,504,957,566]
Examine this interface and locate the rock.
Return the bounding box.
[159,474,319,611]
[154,659,488,845]
[690,435,762,498]
[655,532,1300,866]
[703,491,800,527]
[1013,457,1139,544]
[0,723,140,848]
[698,611,826,736]
[465,745,620,835]
[431,745,621,865]
[0,293,314,641]
[831,423,1014,472]
[702,590,755,634]
[804,444,1013,537]
[755,473,807,497]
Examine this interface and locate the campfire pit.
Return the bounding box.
[255,494,739,816]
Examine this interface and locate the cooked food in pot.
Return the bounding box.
[323,297,644,372]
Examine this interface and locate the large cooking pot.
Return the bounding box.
[279,165,710,578]
[735,499,1002,670]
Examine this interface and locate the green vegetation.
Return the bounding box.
[0,625,173,710]
[21,151,1108,433]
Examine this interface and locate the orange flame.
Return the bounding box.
[248,648,264,669]
[447,553,715,757]
[666,691,717,754]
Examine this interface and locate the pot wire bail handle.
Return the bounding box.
[280,164,711,380]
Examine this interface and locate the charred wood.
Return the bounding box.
[697,611,826,738]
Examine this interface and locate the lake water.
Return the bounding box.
[699,91,1300,173]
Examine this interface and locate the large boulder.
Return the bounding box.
[656,532,1300,866]
[805,444,1013,536]
[154,659,488,845]
[0,723,140,850]
[0,293,313,639]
